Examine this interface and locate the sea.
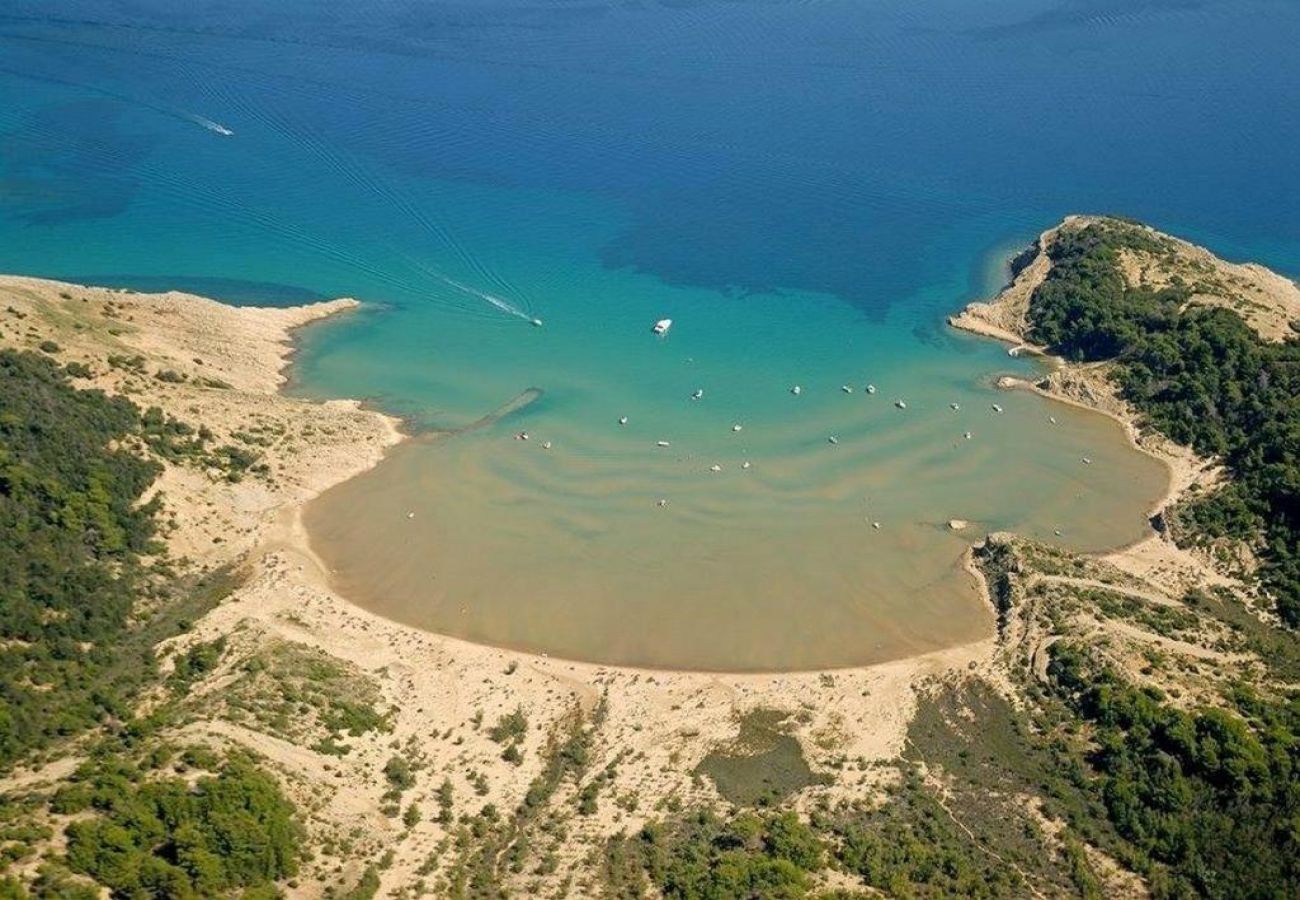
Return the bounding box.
[1,0,1296,670]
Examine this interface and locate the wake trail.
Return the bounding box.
[0,60,234,141]
[435,273,535,323]
[1,37,540,323]
[201,77,537,323]
[1,117,468,309]
[183,111,233,136]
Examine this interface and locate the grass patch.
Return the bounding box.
[695,708,829,807]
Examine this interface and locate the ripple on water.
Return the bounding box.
[305,373,1168,672]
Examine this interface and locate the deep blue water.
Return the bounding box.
[1,0,1297,668]
[2,0,1296,317]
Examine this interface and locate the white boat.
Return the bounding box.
[652,318,673,335]
[531,318,543,327]
[656,440,671,448]
[618,416,628,425]
[732,424,743,432]
[866,384,877,394]
[841,385,853,394]
[709,464,722,472]
[691,388,704,400]
[828,435,839,444]
[992,404,1003,413]
[894,399,907,410]
[791,385,802,396]
[950,403,960,411]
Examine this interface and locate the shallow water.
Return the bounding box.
[1,0,1296,669]
[306,382,1166,671]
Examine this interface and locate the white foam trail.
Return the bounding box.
[436,273,534,322]
[186,113,234,136]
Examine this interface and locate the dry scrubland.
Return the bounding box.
[1,217,1297,898]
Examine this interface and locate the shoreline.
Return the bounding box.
[0,270,994,679]
[295,494,1000,681]
[946,218,1259,599]
[984,371,1196,528]
[949,220,1202,528]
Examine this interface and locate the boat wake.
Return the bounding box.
[436,273,536,324]
[185,113,234,136]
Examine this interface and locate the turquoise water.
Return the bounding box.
[1,0,1296,668]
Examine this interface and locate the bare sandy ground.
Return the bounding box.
[0,275,401,569]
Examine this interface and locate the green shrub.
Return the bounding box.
[1046,642,1299,896]
[62,752,301,897]
[488,708,528,744]
[383,755,416,792]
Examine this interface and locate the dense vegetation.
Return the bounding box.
[602,681,1081,899]
[1047,643,1299,897]
[603,810,823,899]
[0,739,302,899]
[55,746,301,899]
[825,771,1030,898]
[1026,221,1300,624]
[0,350,162,767]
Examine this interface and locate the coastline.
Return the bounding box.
[947,217,1257,594]
[951,220,1198,518]
[0,232,1206,676]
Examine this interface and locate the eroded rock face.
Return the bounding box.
[1039,369,1128,419]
